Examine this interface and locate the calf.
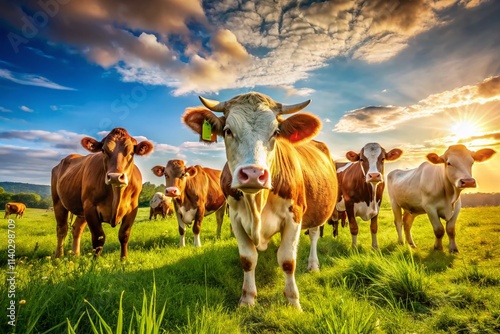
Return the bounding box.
[51,128,153,259]
[149,192,174,220]
[151,160,226,246]
[329,143,402,249]
[4,202,26,219]
[387,144,495,253]
[182,92,337,310]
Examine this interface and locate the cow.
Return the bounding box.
[151,160,226,246]
[387,144,495,253]
[4,202,26,219]
[51,128,153,259]
[149,192,174,220]
[328,143,402,249]
[181,92,338,310]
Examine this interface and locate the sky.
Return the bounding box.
[0,0,499,193]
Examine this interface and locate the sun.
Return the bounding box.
[450,117,484,140]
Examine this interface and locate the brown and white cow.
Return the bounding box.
[387,144,495,253]
[4,202,26,219]
[329,143,402,249]
[182,92,337,310]
[51,128,153,259]
[151,160,226,246]
[149,192,174,220]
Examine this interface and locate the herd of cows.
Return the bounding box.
[3,92,496,310]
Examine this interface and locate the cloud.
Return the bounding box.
[0,106,11,112]
[0,129,85,150]
[19,105,33,112]
[0,68,76,90]
[0,0,489,95]
[334,75,500,133]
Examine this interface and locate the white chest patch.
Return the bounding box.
[178,206,197,224]
[336,198,346,211]
[353,201,379,221]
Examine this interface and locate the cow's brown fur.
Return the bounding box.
[4,202,26,219]
[51,128,153,259]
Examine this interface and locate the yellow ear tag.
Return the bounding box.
[202,120,213,141]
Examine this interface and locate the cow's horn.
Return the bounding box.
[279,100,311,115]
[199,96,226,112]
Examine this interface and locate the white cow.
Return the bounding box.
[182,92,338,310]
[387,144,495,253]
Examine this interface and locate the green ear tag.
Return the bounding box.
[202,120,212,141]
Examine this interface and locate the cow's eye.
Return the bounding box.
[272,129,280,138]
[447,162,452,166]
[223,128,233,137]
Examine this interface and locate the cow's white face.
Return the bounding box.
[223,107,278,192]
[346,143,402,183]
[427,145,496,189]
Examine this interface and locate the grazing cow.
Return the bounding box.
[4,202,26,219]
[182,92,337,310]
[328,143,402,249]
[151,160,226,246]
[149,192,174,220]
[387,144,495,253]
[51,128,153,259]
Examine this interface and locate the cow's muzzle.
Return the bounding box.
[459,178,476,188]
[234,165,271,192]
[165,187,181,197]
[366,172,382,183]
[106,173,128,187]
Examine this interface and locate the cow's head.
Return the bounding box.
[152,160,196,198]
[346,143,402,183]
[426,144,495,189]
[182,92,318,193]
[81,128,153,187]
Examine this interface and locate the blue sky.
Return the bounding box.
[0,0,499,192]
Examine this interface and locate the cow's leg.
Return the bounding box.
[403,212,416,247]
[279,220,302,309]
[340,211,347,228]
[446,200,461,253]
[346,205,358,248]
[426,211,444,251]
[71,216,87,256]
[119,208,138,259]
[328,209,339,237]
[192,207,205,247]
[390,200,404,244]
[149,207,153,220]
[232,218,258,307]
[307,226,321,271]
[370,215,379,250]
[84,208,106,257]
[54,202,69,258]
[175,210,186,247]
[214,204,225,239]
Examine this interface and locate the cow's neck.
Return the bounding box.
[110,185,126,227]
[243,191,268,246]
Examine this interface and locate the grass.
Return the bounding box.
[1,204,500,333]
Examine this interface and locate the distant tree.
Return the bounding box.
[12,193,41,208]
[154,184,166,195]
[39,196,53,209]
[0,186,4,194]
[139,182,157,207]
[0,192,13,208]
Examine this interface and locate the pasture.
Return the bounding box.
[1,203,500,333]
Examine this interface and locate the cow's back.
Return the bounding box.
[294,141,337,229]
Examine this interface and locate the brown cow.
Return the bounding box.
[4,202,26,219]
[182,92,338,310]
[149,192,174,220]
[151,160,226,247]
[51,128,153,259]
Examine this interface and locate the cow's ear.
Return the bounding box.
[426,153,444,164]
[185,166,197,178]
[151,166,165,177]
[346,151,360,162]
[81,137,102,153]
[386,148,403,161]
[182,107,225,136]
[279,113,321,144]
[472,148,496,162]
[135,141,154,156]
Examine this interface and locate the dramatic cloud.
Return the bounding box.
[0,0,487,95]
[334,75,500,133]
[0,69,76,90]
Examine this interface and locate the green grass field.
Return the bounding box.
[1,203,499,333]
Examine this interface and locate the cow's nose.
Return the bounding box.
[367,172,382,183]
[459,178,476,188]
[165,187,181,197]
[237,166,270,189]
[106,173,128,186]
